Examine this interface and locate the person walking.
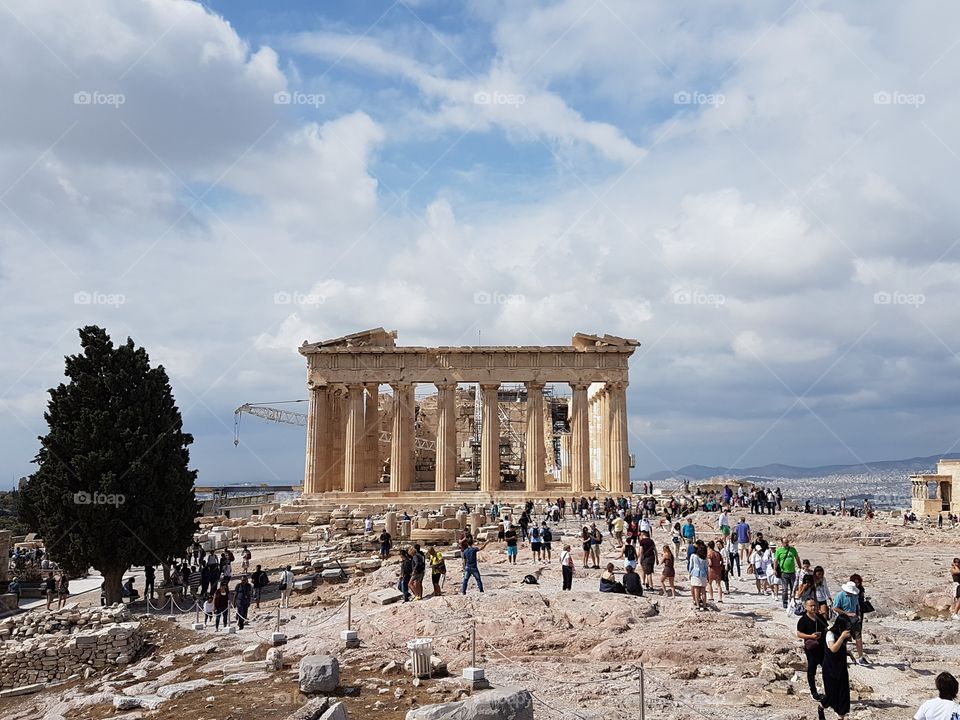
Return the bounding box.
[951,558,960,620]
[797,597,828,701]
[775,536,801,612]
[251,564,267,609]
[399,548,414,602]
[706,541,725,603]
[44,572,56,610]
[379,529,392,559]
[560,544,575,591]
[505,524,519,564]
[279,565,294,609]
[833,580,868,665]
[213,581,230,630]
[638,530,657,591]
[410,545,426,600]
[233,576,252,630]
[541,523,553,562]
[144,565,156,601]
[240,546,251,574]
[56,572,70,610]
[819,615,853,719]
[660,545,677,597]
[460,538,490,594]
[689,542,709,611]
[736,517,752,564]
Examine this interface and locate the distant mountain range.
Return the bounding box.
[639,454,958,482]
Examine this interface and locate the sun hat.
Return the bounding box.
[842,581,858,594]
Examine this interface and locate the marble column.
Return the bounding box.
[570,382,591,495]
[389,383,415,492]
[600,388,610,492]
[589,392,599,488]
[608,381,630,495]
[479,383,501,495]
[303,386,323,494]
[364,383,379,489]
[328,386,346,492]
[435,382,457,492]
[344,384,365,493]
[525,382,546,492]
[560,433,572,486]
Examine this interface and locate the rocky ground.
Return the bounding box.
[1,509,958,719]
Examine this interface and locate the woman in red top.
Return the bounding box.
[706,541,725,603]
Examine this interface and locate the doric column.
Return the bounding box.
[303,385,328,494]
[435,382,457,492]
[608,381,630,495]
[363,384,380,489]
[560,433,572,486]
[328,386,346,492]
[389,383,415,492]
[344,384,365,493]
[479,383,501,495]
[570,382,591,495]
[525,382,546,492]
[600,388,610,492]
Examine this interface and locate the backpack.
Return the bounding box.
[542,528,553,542]
[226,550,235,563]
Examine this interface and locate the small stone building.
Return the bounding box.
[910,459,960,516]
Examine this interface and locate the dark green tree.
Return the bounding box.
[21,326,198,604]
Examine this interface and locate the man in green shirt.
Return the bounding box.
[774,536,800,612]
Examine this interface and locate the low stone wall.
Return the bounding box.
[0,604,132,641]
[0,620,143,688]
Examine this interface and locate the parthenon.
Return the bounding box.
[298,328,639,499]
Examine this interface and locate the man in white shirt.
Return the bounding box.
[915,672,960,720]
[279,565,295,608]
[718,510,730,537]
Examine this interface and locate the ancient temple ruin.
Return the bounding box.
[298,328,639,499]
[910,458,960,516]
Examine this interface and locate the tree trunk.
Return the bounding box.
[102,568,125,606]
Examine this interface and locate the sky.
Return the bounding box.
[1,0,960,487]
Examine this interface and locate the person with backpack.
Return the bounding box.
[251,564,268,608]
[540,523,553,562]
[559,544,574,590]
[233,575,252,630]
[279,565,294,608]
[529,524,542,562]
[797,597,828,702]
[379,529,392,559]
[504,525,519,564]
[620,540,638,572]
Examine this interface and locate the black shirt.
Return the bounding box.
[623,571,643,596]
[797,613,827,648]
[505,530,518,548]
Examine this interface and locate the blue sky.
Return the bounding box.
[2,0,960,488]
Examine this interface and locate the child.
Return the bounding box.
[203,594,214,627]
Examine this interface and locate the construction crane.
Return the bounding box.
[233,400,437,450]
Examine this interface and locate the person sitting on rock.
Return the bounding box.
[622,565,643,596]
[599,563,625,594]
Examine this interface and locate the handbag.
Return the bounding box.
[803,638,820,651]
[861,599,875,614]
